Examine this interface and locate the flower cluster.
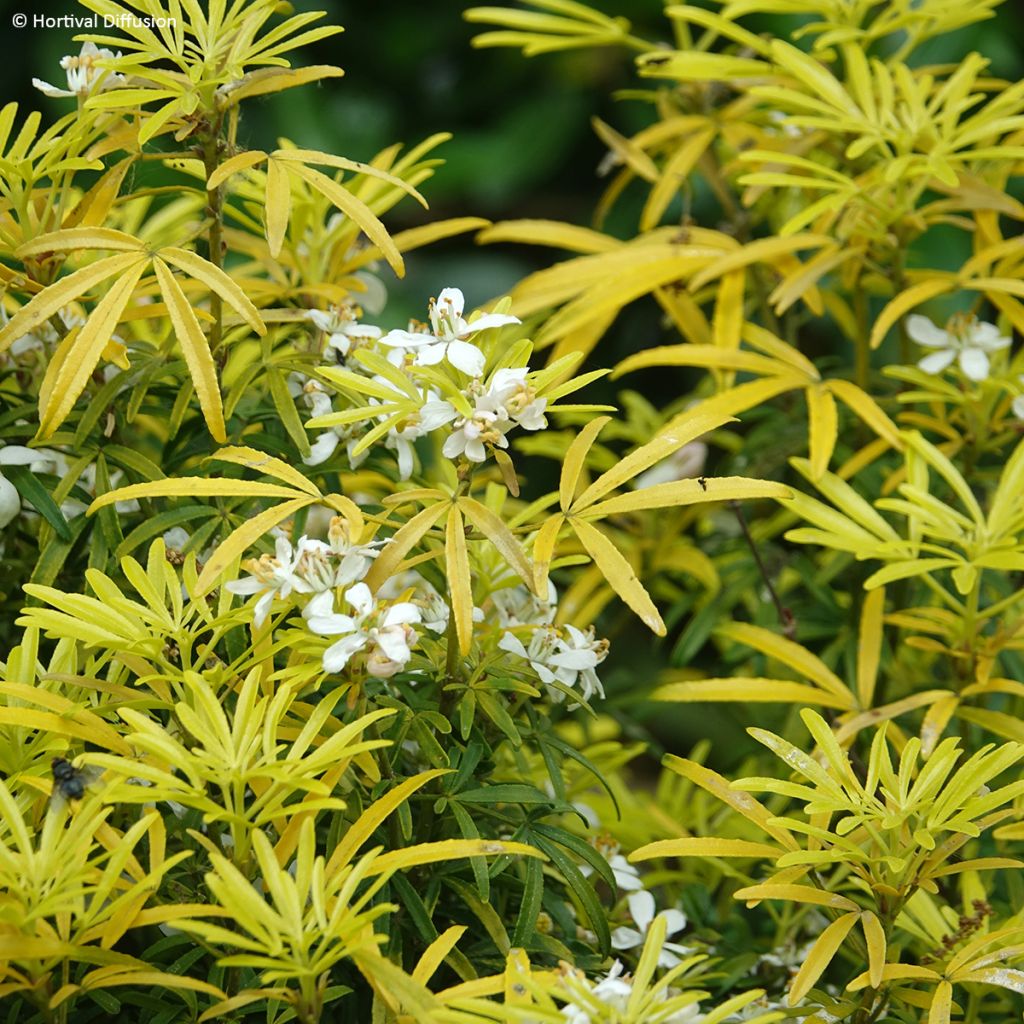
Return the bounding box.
[500,623,609,706]
[226,516,385,628]
[300,286,549,479]
[908,313,1010,382]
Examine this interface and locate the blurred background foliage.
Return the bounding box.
[5,0,1024,764]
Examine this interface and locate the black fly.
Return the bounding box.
[697,477,708,491]
[50,757,102,812]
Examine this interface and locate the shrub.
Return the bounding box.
[1,0,1023,1021]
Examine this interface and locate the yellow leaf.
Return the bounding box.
[928,981,952,1024]
[39,257,148,438]
[369,839,544,876]
[718,622,849,699]
[412,926,468,986]
[446,504,474,656]
[806,383,837,479]
[207,446,321,497]
[582,476,789,518]
[632,837,780,860]
[571,517,664,634]
[264,156,292,258]
[654,677,852,710]
[713,268,745,352]
[152,257,225,442]
[326,768,446,875]
[733,883,860,911]
[159,246,265,335]
[789,912,858,1004]
[860,911,886,989]
[477,218,618,254]
[590,116,659,182]
[219,66,344,106]
[559,415,610,512]
[825,378,903,449]
[17,226,143,256]
[458,496,534,590]
[205,149,268,190]
[89,478,304,513]
[64,156,136,229]
[532,513,564,596]
[640,128,715,232]
[573,407,735,510]
[688,234,832,292]
[196,496,312,596]
[363,503,448,592]
[0,252,142,355]
[869,278,953,349]
[287,161,405,277]
[857,587,885,709]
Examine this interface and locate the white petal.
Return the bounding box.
[610,926,644,950]
[345,582,375,617]
[419,401,458,431]
[383,602,421,627]
[549,649,599,671]
[0,445,47,467]
[307,613,357,636]
[436,287,465,319]
[906,315,950,348]
[446,339,486,376]
[442,432,466,459]
[958,347,990,381]
[0,475,20,529]
[225,577,265,596]
[627,890,655,931]
[380,329,429,349]
[323,633,367,672]
[304,431,340,466]
[396,437,415,479]
[498,632,528,657]
[376,628,412,661]
[463,312,520,334]
[660,908,687,937]
[414,342,447,366]
[464,438,488,462]
[917,349,956,375]
[970,321,1010,349]
[32,79,74,98]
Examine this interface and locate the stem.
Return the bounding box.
[729,499,795,637]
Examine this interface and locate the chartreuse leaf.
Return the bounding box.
[152,257,226,442]
[789,911,858,1003]
[446,505,474,656]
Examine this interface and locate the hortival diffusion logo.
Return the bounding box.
[22,13,174,28]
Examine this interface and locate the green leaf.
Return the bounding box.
[6,466,72,541]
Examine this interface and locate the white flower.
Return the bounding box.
[558,962,704,1024]
[0,445,58,529]
[326,515,386,586]
[611,891,691,968]
[579,836,643,892]
[308,303,382,360]
[634,441,708,489]
[226,536,312,627]
[380,286,519,377]
[908,313,1010,382]
[500,624,608,705]
[304,582,421,677]
[492,580,558,628]
[33,42,125,99]
[423,367,547,464]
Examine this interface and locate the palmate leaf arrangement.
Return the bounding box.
[1,0,1024,1022]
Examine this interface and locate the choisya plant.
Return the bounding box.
[3,0,1024,1023]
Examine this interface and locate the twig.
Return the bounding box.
[728,498,796,638]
